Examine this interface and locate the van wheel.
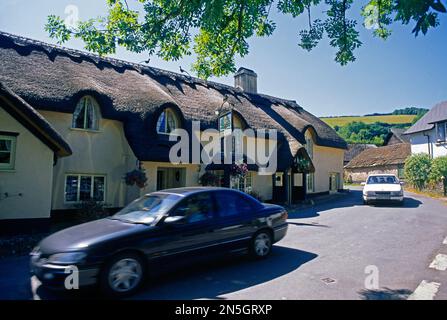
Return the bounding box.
[249,231,272,259]
[100,252,145,297]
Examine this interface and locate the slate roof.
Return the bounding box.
[345,143,410,169]
[344,143,377,164]
[0,82,72,157]
[384,128,411,145]
[405,101,447,134]
[0,31,346,166]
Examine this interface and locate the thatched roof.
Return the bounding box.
[0,82,71,157]
[345,143,410,169]
[0,31,346,166]
[405,101,447,135]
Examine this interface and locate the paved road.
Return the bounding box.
[1,188,446,300]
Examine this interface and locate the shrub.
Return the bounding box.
[74,199,110,222]
[429,156,447,183]
[230,163,248,177]
[199,171,220,186]
[404,154,432,190]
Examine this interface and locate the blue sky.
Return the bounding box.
[0,0,446,116]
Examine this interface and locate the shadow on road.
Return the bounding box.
[288,190,423,220]
[33,246,317,300]
[358,287,412,300]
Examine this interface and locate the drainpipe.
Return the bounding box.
[423,131,431,158]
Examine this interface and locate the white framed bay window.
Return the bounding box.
[65,174,106,203]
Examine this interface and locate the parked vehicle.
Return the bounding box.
[362,174,404,205]
[30,187,288,296]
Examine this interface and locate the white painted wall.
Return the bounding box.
[408,130,447,158]
[0,106,54,219]
[312,145,345,193]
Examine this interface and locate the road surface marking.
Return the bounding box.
[443,237,447,245]
[429,254,447,271]
[408,281,441,300]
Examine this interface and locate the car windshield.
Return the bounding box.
[367,176,399,184]
[111,193,181,224]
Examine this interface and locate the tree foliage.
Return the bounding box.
[45,0,447,78]
[404,153,432,190]
[429,156,447,183]
[334,121,407,145]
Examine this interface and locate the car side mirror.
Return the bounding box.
[164,216,186,224]
[400,181,404,185]
[361,182,366,186]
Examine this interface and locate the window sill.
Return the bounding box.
[435,140,447,146]
[70,127,101,133]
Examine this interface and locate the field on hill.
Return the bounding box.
[320,114,417,127]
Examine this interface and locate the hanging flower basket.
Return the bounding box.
[124,168,148,188]
[199,171,220,186]
[230,163,248,177]
[293,157,311,172]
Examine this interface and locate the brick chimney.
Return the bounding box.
[234,67,257,94]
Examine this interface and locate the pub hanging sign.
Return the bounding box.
[218,111,232,136]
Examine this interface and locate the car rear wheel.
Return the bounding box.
[249,231,272,259]
[100,253,145,296]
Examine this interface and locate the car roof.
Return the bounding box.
[147,186,232,197]
[367,174,397,177]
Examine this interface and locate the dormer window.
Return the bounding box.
[156,108,179,134]
[72,96,99,130]
[305,130,314,159]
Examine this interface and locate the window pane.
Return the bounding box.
[74,104,86,128]
[86,98,95,129]
[0,139,12,152]
[216,192,254,217]
[438,123,446,141]
[166,111,176,133]
[157,111,166,133]
[171,193,214,223]
[80,176,92,201]
[93,176,105,201]
[0,152,11,164]
[65,175,79,202]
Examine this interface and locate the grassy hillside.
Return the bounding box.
[321,114,417,127]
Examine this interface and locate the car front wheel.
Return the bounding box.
[100,253,145,296]
[250,231,272,258]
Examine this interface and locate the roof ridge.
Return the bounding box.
[0,30,298,106]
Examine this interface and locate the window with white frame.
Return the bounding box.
[306,173,315,193]
[230,172,253,193]
[65,174,106,203]
[72,96,100,130]
[156,108,179,134]
[436,122,446,142]
[0,135,16,170]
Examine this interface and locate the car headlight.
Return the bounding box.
[391,191,403,196]
[366,191,375,196]
[48,252,87,264]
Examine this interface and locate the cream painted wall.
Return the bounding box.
[39,110,138,210]
[252,173,273,201]
[0,106,54,219]
[312,145,344,193]
[141,161,201,194]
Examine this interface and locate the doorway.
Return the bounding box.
[156,167,186,191]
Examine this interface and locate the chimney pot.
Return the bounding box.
[234,67,257,94]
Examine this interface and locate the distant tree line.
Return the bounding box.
[364,107,428,116]
[334,121,410,146]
